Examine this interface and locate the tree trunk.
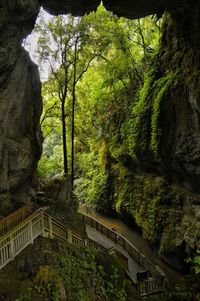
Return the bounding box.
[71,41,78,189]
[71,90,75,188]
[61,99,68,175]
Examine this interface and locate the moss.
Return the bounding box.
[99,140,110,169]
[122,64,179,159]
[150,71,178,155]
[131,73,154,155]
[112,167,184,248]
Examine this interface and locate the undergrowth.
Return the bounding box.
[10,238,132,301]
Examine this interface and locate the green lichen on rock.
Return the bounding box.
[123,65,157,158]
[150,71,178,155]
[111,163,195,252]
[124,64,179,159]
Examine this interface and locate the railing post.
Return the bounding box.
[67,229,73,243]
[41,212,45,237]
[48,216,53,238]
[29,220,33,244]
[10,236,15,259]
[114,233,117,243]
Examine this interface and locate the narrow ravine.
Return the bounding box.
[79,206,182,287]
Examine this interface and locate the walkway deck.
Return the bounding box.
[0,207,166,296]
[86,224,143,282]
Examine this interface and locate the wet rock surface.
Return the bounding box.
[0,0,42,214]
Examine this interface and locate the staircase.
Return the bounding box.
[0,207,166,296]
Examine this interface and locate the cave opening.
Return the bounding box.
[0,0,200,299]
[23,4,161,188]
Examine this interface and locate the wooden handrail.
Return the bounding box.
[81,213,166,295]
[0,208,166,295]
[0,207,30,237]
[137,277,165,296]
[0,208,43,242]
[0,210,44,270]
[42,211,107,252]
[82,214,165,278]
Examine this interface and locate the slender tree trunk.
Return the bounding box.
[71,87,75,188]
[71,41,78,189]
[61,99,68,175]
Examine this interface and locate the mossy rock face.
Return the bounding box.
[117,1,200,195]
[112,166,200,270]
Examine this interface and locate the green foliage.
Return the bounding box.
[15,239,130,301]
[37,144,63,178]
[151,71,178,154]
[72,8,161,211]
[75,141,115,213]
[187,250,200,275]
[122,70,155,158]
[113,167,184,250]
[122,64,179,158]
[36,4,161,180]
[15,284,60,301]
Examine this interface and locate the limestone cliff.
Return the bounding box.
[110,0,200,269]
[0,0,42,214]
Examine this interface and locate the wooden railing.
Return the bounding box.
[42,212,107,252]
[0,208,166,296]
[0,207,29,237]
[82,214,166,294]
[0,209,44,270]
[0,210,108,271]
[137,277,165,296]
[107,247,129,270]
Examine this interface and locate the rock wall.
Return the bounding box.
[0,0,42,214]
[159,3,200,193]
[114,0,200,269]
[114,170,200,271]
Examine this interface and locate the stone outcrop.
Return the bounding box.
[113,0,200,269]
[158,3,200,194]
[0,0,42,214]
[40,0,100,16]
[103,0,182,19]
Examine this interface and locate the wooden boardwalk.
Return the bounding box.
[86,224,143,282]
[0,207,166,296]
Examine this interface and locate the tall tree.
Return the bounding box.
[36,15,94,183]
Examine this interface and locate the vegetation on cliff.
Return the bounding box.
[28,3,200,296]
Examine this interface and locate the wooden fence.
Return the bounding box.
[0,210,44,270]
[0,208,166,296]
[137,277,165,296]
[0,210,107,271]
[0,207,29,237]
[82,214,166,295]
